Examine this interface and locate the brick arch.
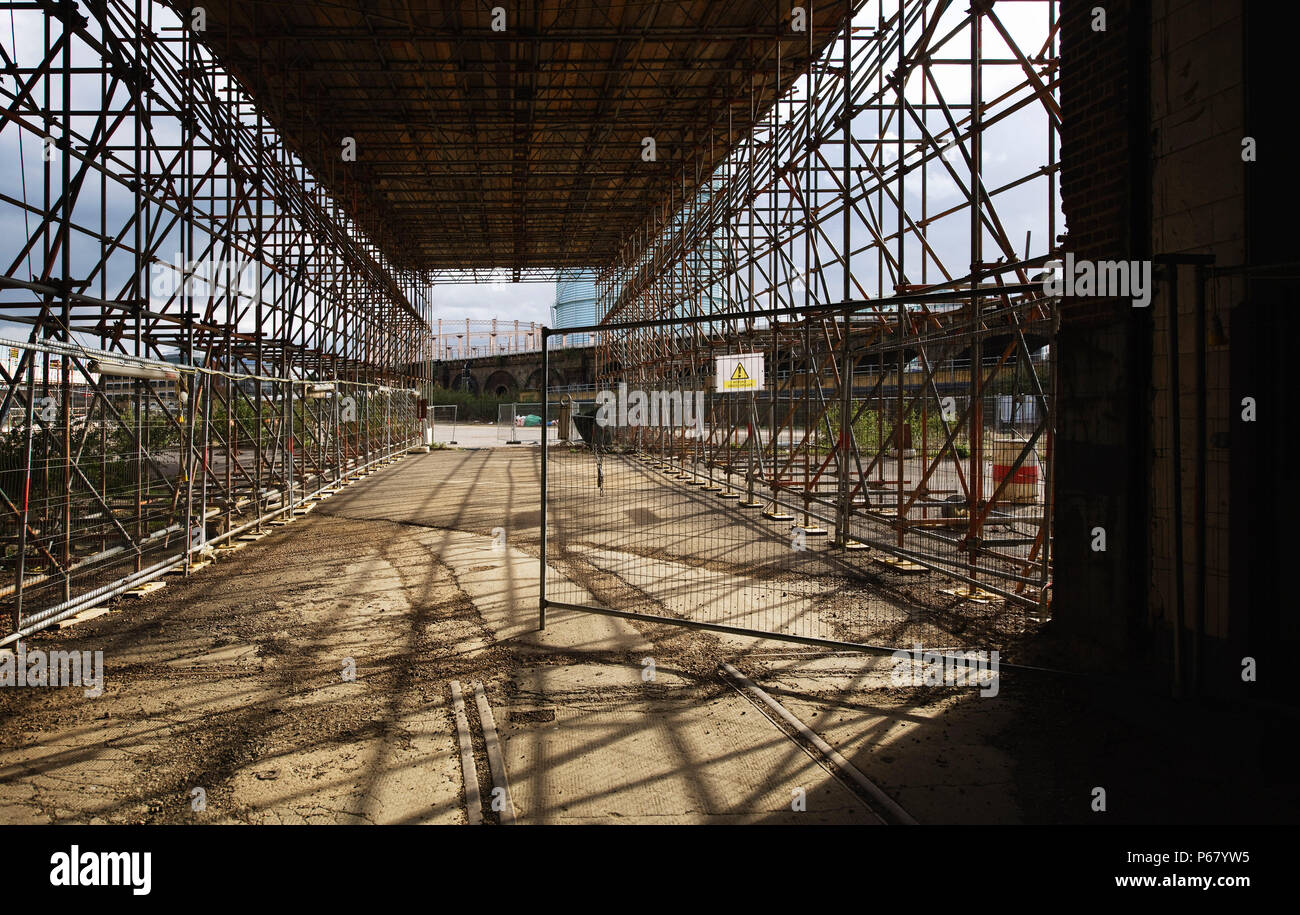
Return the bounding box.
[450,368,480,395]
[483,368,519,396]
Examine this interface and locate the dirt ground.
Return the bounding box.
[0,446,1294,824]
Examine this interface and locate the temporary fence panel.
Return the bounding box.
[430,405,458,445]
[497,403,519,443]
[498,402,560,444]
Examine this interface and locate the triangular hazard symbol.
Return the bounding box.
[729,362,750,382]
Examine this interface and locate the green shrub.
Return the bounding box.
[824,402,970,456]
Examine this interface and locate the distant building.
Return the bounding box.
[552,270,600,345]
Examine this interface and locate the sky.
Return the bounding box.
[431,281,555,326]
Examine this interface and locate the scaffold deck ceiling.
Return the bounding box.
[177,0,843,275]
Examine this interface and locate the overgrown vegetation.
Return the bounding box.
[824,402,970,457]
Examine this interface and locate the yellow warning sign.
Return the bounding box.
[717,353,763,392]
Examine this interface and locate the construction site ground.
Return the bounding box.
[0,448,1290,825]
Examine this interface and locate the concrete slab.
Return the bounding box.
[226,702,462,826]
[747,655,1023,824]
[502,688,877,825]
[512,663,688,697]
[555,544,869,652]
[0,450,920,826]
[436,531,649,656]
[753,653,903,693]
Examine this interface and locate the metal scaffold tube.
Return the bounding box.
[583,0,1060,617]
[0,1,432,637]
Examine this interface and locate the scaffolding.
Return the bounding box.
[583,0,1061,616]
[2,0,1061,641]
[0,1,429,636]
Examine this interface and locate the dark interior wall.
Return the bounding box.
[1056,0,1292,698]
[1239,4,1299,702]
[1145,0,1247,698]
[1054,0,1154,669]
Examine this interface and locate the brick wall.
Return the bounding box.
[1055,0,1249,692]
[1054,0,1154,666]
[1059,0,1144,322]
[1146,0,1244,693]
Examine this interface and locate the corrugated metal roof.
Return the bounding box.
[166,1,842,276]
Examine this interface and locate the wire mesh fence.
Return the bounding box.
[496,403,520,443]
[430,404,458,445]
[542,301,1054,657]
[497,402,560,445]
[0,340,420,642]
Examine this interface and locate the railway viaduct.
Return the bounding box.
[431,344,595,395]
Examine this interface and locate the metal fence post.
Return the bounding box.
[835,309,853,548]
[184,372,194,572]
[539,326,549,630]
[12,353,37,633]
